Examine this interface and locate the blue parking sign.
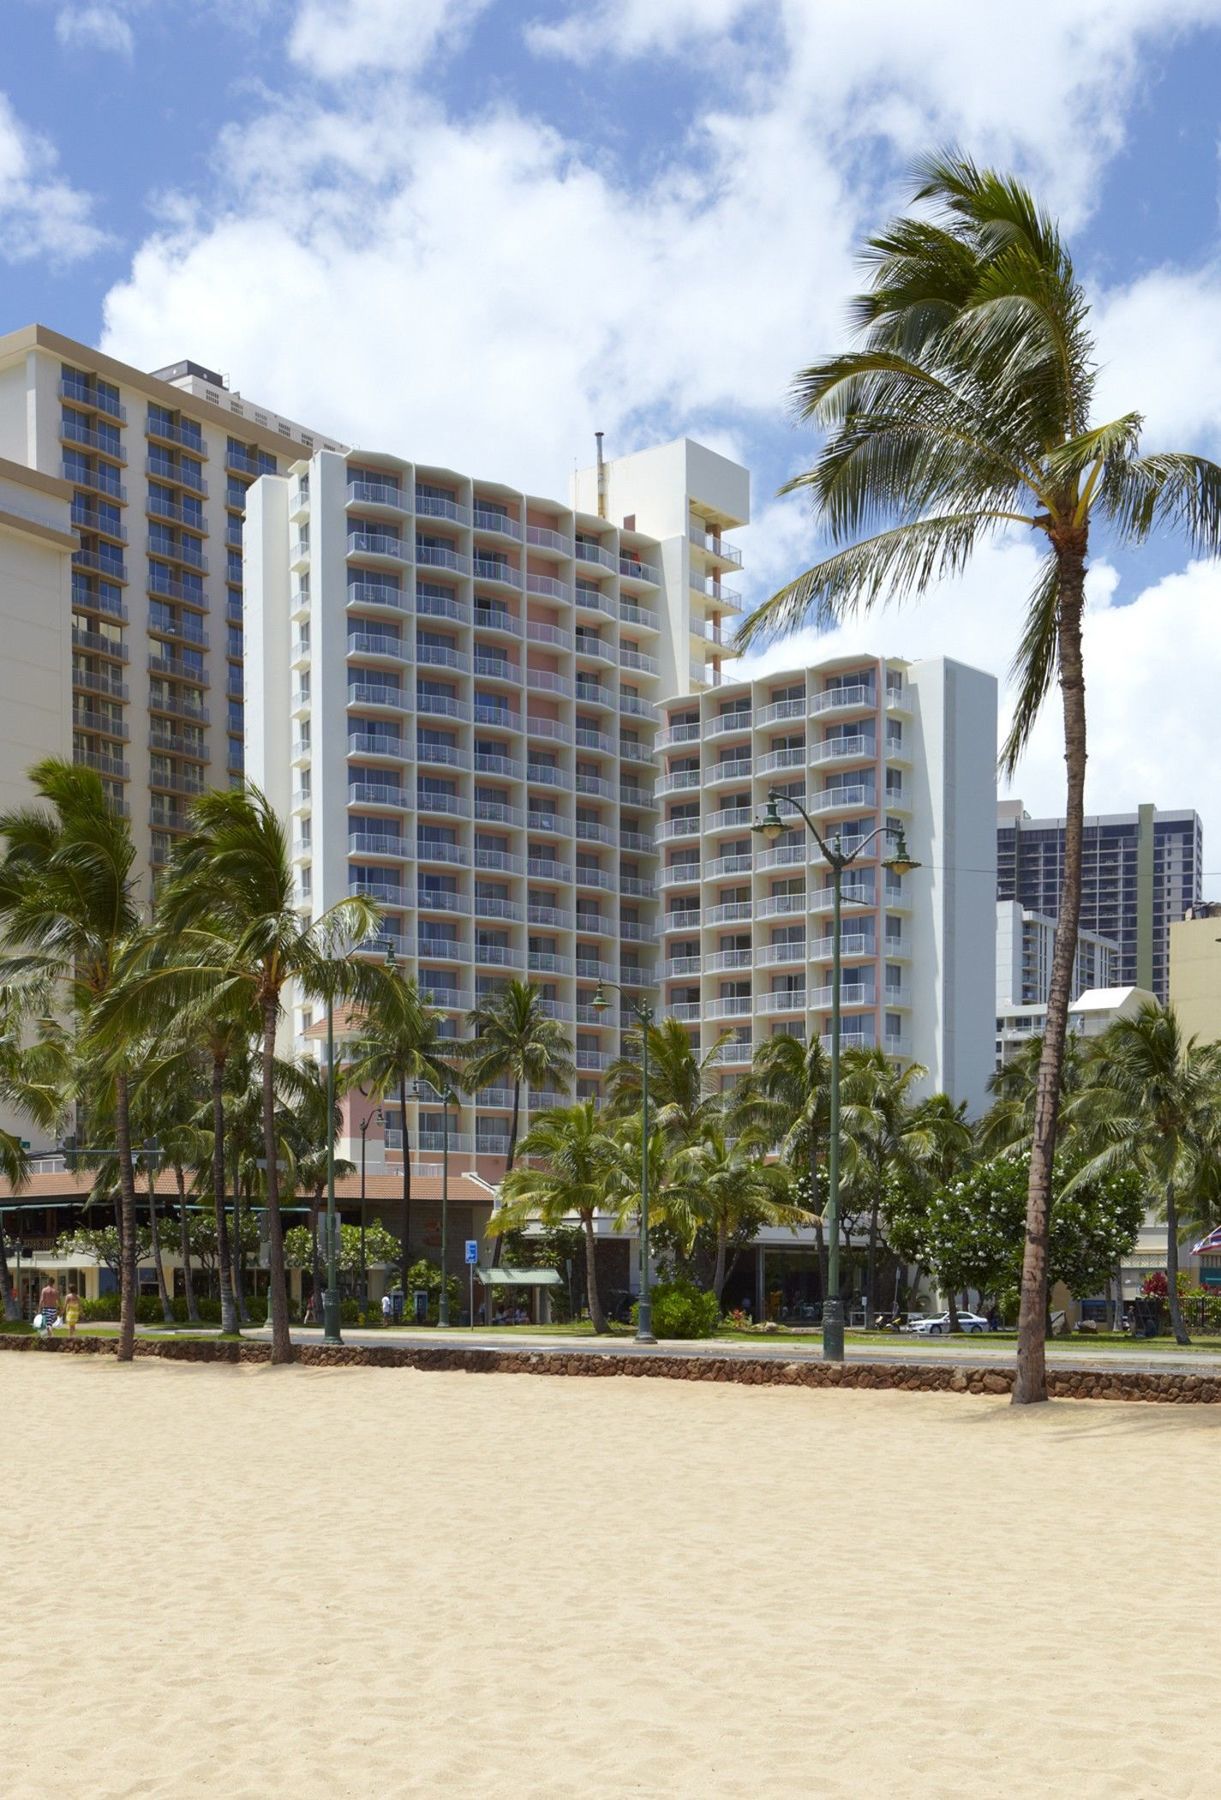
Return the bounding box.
[464,1240,478,1265]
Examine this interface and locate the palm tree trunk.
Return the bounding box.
[947,1290,961,1333]
[1165,1179,1191,1345]
[176,1166,200,1323]
[262,995,292,1363]
[809,1140,828,1301]
[712,1217,729,1307]
[0,1213,19,1321]
[311,1183,324,1318]
[1014,546,1087,1406]
[493,1081,521,1271]
[114,1070,138,1362]
[147,1167,173,1323]
[865,1191,880,1329]
[1111,1262,1125,1333]
[211,1055,237,1335]
[582,1211,609,1333]
[398,1073,410,1290]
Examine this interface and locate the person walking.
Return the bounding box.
[38,1277,60,1331]
[63,1288,81,1337]
[381,1291,393,1328]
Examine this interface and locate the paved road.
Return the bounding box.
[223,1324,1221,1379]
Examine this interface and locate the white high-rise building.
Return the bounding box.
[244,436,750,1180]
[656,655,998,1114]
[0,324,344,884]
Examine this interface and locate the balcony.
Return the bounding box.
[348,530,405,560]
[689,526,742,567]
[417,643,470,673]
[618,557,660,584]
[417,544,469,574]
[72,503,128,541]
[658,863,701,891]
[73,668,128,701]
[525,571,570,602]
[526,717,572,746]
[71,627,128,661]
[59,376,125,421]
[417,888,472,914]
[704,759,752,787]
[657,722,701,749]
[474,557,521,587]
[757,989,807,1014]
[656,769,700,797]
[576,773,614,800]
[619,647,659,676]
[475,753,524,780]
[704,853,752,881]
[347,631,408,660]
[656,816,699,844]
[756,893,806,919]
[754,941,806,967]
[64,464,125,501]
[61,415,127,461]
[416,493,470,524]
[703,900,752,925]
[149,693,209,726]
[529,670,573,698]
[474,508,522,539]
[574,588,615,619]
[418,591,468,625]
[146,456,206,495]
[620,829,656,854]
[75,749,130,780]
[348,681,407,711]
[706,996,753,1020]
[347,581,408,611]
[348,732,407,760]
[73,547,128,581]
[347,479,405,509]
[702,711,752,741]
[527,764,573,790]
[529,951,573,975]
[664,955,702,978]
[756,699,806,729]
[73,708,129,740]
[525,523,568,553]
[714,1040,755,1064]
[475,608,522,638]
[349,782,405,807]
[755,842,809,873]
[811,785,876,814]
[808,934,878,960]
[810,683,877,715]
[757,747,806,776]
[810,734,877,765]
[347,833,406,858]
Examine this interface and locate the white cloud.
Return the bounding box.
[735,529,1221,869]
[531,0,1221,223]
[54,5,135,55]
[288,0,491,79]
[526,0,760,65]
[1093,264,1221,457]
[0,92,110,264]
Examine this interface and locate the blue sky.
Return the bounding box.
[5,0,1221,854]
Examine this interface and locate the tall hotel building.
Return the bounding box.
[0,324,1000,1194]
[0,324,344,878]
[244,438,752,1172]
[656,656,998,1117]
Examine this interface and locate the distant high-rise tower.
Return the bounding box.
[996,800,1202,1002]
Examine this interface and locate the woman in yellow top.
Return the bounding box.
[63,1288,81,1337]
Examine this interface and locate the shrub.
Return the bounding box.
[404,1259,462,1325]
[640,1277,720,1340]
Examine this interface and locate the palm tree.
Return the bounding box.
[489,1101,618,1332]
[663,1125,806,1304]
[752,1033,831,1298]
[607,1016,729,1144]
[0,1003,67,1321]
[0,759,144,1359]
[146,785,380,1364]
[463,980,574,1263]
[979,1031,1084,1155]
[1068,1003,1221,1345]
[839,1050,936,1327]
[346,968,448,1291]
[736,154,1221,1402]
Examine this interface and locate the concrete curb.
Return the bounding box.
[4,1332,1221,1403]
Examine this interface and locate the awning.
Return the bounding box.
[474,1266,562,1288]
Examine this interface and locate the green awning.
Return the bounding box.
[474,1266,562,1287]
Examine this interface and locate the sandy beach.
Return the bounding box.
[3,1356,1218,1799]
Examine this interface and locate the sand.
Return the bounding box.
[3,1358,1218,1800]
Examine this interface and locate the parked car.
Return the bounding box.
[909,1310,993,1336]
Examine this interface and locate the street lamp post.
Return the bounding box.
[752,790,919,1363]
[323,982,342,1346]
[358,1106,383,1311]
[438,1082,454,1328]
[592,980,656,1345]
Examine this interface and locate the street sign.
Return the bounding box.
[464,1240,478,1265]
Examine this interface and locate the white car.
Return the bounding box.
[909,1311,992,1336]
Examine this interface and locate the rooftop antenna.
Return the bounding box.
[595,430,607,519]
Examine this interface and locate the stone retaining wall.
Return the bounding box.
[2,1332,1220,1403]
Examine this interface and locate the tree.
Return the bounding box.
[148,785,381,1364]
[662,1126,806,1304]
[489,1101,619,1332]
[346,968,448,1294]
[607,1016,728,1145]
[751,1033,831,1299]
[1068,1003,1221,1345]
[463,979,574,1265]
[0,759,144,1359]
[736,154,1221,1402]
[283,1221,400,1283]
[839,1050,946,1327]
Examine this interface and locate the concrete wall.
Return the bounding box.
[1170,917,1221,1045]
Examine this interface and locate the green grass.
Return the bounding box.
[0,1319,34,1335]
